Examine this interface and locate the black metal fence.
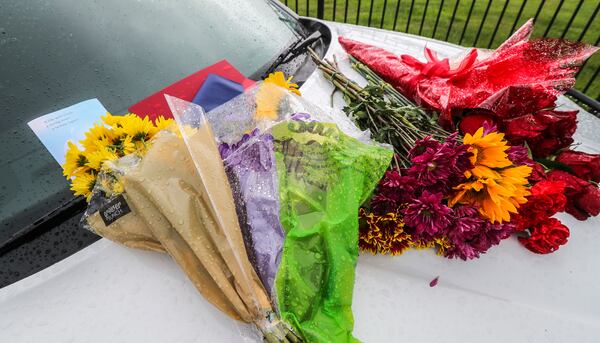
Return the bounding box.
[281,0,599,102]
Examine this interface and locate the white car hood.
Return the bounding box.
[2,21,599,343]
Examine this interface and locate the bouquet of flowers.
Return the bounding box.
[63,75,392,342]
[200,80,393,341]
[312,18,599,258]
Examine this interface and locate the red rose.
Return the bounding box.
[556,150,600,183]
[476,86,578,158]
[518,217,569,254]
[489,109,577,158]
[459,111,496,135]
[547,170,600,220]
[512,180,566,231]
[503,114,546,142]
[530,110,577,157]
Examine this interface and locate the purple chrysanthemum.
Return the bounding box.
[403,191,452,237]
[444,205,516,260]
[506,145,535,167]
[407,134,473,194]
[381,170,403,187]
[369,170,418,214]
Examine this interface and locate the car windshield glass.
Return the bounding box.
[0,0,300,241]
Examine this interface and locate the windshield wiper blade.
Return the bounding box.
[0,196,87,255]
[263,31,322,77]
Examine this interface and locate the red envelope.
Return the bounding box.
[129,60,255,121]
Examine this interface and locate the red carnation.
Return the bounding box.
[528,163,547,184]
[547,170,600,220]
[556,150,600,183]
[512,180,566,231]
[518,218,569,254]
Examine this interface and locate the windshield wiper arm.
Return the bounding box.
[263,31,322,77]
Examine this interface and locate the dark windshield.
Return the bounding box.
[0,0,300,243]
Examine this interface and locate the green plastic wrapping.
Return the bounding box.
[271,119,393,343]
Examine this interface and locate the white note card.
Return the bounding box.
[28,98,107,166]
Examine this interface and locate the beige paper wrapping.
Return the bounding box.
[86,211,164,253]
[86,130,272,324]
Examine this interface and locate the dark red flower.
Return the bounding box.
[381,170,403,187]
[370,170,418,214]
[506,145,533,167]
[556,150,600,183]
[524,110,578,157]
[403,191,452,237]
[518,218,569,254]
[500,109,577,158]
[528,163,548,184]
[547,170,600,220]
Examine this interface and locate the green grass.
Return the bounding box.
[281,0,599,100]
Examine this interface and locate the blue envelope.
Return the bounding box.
[192,73,245,112]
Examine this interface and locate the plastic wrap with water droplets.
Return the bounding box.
[165,95,303,342]
[338,19,599,129]
[173,83,392,342]
[203,82,384,299]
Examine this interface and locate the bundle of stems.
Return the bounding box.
[308,48,450,168]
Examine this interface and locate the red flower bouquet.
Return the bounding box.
[335,18,600,257]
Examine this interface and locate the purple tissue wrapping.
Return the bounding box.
[219,129,284,296]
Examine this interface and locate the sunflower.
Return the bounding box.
[63,141,89,179]
[449,127,532,223]
[255,72,301,120]
[101,112,127,128]
[462,127,512,178]
[264,71,301,96]
[121,115,155,142]
[120,135,136,155]
[98,174,125,196]
[154,116,175,132]
[85,148,119,170]
[63,112,175,202]
[79,123,114,153]
[70,172,97,201]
